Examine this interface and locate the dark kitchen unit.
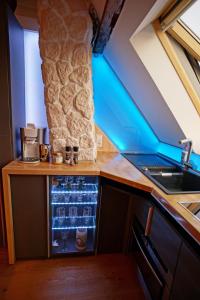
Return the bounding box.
[3,157,200,300]
[49,175,99,256]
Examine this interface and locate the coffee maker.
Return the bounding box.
[20,124,45,163]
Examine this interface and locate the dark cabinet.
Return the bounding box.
[97,181,132,253]
[11,175,47,259]
[149,208,181,286]
[171,242,200,300]
[132,193,183,298]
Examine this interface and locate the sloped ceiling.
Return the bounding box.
[16,0,199,154]
[104,0,186,148]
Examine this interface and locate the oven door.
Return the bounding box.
[132,226,164,300]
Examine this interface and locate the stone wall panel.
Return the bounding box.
[44,83,60,104]
[41,62,60,85]
[40,9,67,42]
[72,44,88,67]
[56,61,72,85]
[40,41,60,61]
[75,89,92,119]
[46,103,65,128]
[69,66,90,87]
[38,0,96,160]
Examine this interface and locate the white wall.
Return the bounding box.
[104,0,185,148]
[131,24,200,153]
[24,30,48,129]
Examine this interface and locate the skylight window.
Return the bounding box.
[154,0,200,115]
[180,0,200,41]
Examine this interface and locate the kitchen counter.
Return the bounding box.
[2,152,200,263]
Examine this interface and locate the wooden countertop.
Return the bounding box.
[2,152,200,263]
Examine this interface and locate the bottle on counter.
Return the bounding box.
[73,146,79,164]
[64,146,72,165]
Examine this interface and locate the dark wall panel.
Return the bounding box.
[0,0,26,246]
[11,175,47,259]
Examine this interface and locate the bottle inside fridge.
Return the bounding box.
[49,175,99,255]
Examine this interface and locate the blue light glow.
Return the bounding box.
[52,226,96,230]
[51,191,98,194]
[158,142,200,171]
[52,202,97,205]
[92,56,159,152]
[54,216,95,219]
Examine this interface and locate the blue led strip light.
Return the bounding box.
[63,184,97,186]
[52,202,97,205]
[53,216,95,219]
[51,191,98,194]
[52,226,96,230]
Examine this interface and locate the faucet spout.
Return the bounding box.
[179,138,193,167]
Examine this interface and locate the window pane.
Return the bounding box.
[180,0,200,40]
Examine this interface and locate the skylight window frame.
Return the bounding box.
[153,0,200,116]
[167,20,200,61]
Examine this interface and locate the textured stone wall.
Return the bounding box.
[37,0,96,160]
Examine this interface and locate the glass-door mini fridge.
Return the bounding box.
[49,175,99,255]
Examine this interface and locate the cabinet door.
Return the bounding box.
[149,208,181,285]
[98,183,132,253]
[171,243,200,300]
[11,175,47,259]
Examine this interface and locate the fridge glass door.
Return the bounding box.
[49,175,98,255]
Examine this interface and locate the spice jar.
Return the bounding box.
[64,146,72,165]
[73,146,79,164]
[52,152,63,164]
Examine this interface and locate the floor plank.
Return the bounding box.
[0,250,145,300]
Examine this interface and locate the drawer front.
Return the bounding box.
[133,195,153,231]
[133,228,164,300]
[149,208,181,278]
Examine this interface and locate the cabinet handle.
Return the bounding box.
[145,206,154,237]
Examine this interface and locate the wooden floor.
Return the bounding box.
[0,250,145,300]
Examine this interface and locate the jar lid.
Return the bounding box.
[65,146,72,151]
[53,152,63,156]
[73,146,79,152]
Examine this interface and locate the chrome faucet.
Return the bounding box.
[179,138,193,168]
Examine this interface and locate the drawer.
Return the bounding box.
[149,208,181,279]
[132,228,164,300]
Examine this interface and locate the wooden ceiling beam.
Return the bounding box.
[92,0,125,54]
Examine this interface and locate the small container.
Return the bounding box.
[76,228,87,251]
[73,146,79,164]
[40,144,50,162]
[52,152,63,164]
[64,146,72,165]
